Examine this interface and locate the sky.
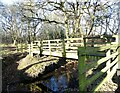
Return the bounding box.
[0,0,22,5]
[0,0,118,5]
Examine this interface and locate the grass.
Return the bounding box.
[0,43,28,57]
[17,55,59,77]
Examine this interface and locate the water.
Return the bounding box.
[38,62,79,92]
[41,74,68,93]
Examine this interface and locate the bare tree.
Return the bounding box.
[1,4,23,45]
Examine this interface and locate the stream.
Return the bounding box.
[37,62,79,93]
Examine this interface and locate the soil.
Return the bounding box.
[2,52,30,92]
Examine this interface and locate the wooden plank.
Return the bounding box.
[99,45,118,51]
[42,51,62,57]
[42,47,61,49]
[65,37,83,41]
[117,34,120,76]
[49,43,59,45]
[93,63,118,92]
[42,39,61,42]
[42,43,62,46]
[42,49,49,50]
[66,47,78,50]
[86,57,118,86]
[51,47,62,48]
[32,46,39,48]
[51,52,62,57]
[42,44,49,45]
[86,42,111,45]
[33,41,40,42]
[106,50,111,74]
[82,52,118,74]
[84,35,114,39]
[70,42,83,46]
[78,47,100,55]
[66,50,77,53]
[96,52,118,65]
[85,53,105,57]
[42,47,49,49]
[66,52,78,59]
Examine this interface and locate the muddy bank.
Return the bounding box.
[2,53,68,92]
[2,53,119,92]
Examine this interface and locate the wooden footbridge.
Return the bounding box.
[28,35,117,59]
[29,37,84,59]
[28,34,120,91]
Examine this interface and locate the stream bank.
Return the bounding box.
[2,53,119,92]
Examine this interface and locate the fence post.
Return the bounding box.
[78,47,86,91]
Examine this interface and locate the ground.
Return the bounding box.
[2,51,119,92]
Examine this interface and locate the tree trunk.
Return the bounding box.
[65,23,69,39]
[64,13,69,39]
[13,39,16,46]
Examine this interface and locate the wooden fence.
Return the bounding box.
[28,35,116,59]
[78,34,120,91]
[28,37,84,59]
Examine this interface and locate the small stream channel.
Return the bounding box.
[36,61,79,93]
[3,54,79,92]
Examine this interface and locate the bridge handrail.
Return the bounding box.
[29,35,118,57]
[78,44,120,91]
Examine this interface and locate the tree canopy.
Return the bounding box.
[0,0,119,44]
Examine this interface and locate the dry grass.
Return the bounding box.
[17,55,59,77]
[98,79,118,91]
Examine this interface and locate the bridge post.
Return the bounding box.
[28,44,31,55]
[28,42,32,56]
[117,34,120,76]
[30,42,33,56]
[48,40,51,55]
[78,47,86,91]
[62,39,66,57]
[40,40,43,56]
